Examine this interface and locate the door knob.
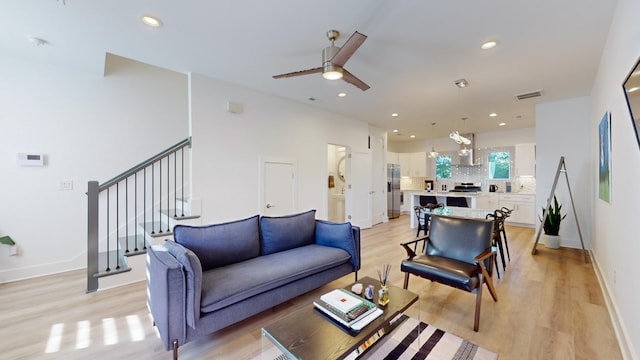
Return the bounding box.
[266,204,275,208]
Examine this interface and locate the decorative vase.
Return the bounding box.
[378,285,389,306]
[544,234,561,249]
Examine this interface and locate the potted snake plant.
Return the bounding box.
[539,195,566,249]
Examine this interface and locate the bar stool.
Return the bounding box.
[498,207,512,261]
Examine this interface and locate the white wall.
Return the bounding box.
[0,53,188,282]
[535,96,591,249]
[589,0,640,358]
[188,73,370,224]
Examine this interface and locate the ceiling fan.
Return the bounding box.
[272,30,370,91]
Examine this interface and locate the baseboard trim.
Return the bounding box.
[591,251,636,360]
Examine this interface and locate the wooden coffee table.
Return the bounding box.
[261,276,419,360]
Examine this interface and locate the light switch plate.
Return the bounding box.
[59,180,73,190]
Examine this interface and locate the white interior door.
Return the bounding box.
[347,149,372,229]
[370,135,385,225]
[261,159,296,216]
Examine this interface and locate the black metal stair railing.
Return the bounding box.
[86,137,191,293]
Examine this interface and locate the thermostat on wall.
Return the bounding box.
[17,153,44,166]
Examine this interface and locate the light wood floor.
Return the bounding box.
[0,215,622,359]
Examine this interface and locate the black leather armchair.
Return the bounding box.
[400,214,498,331]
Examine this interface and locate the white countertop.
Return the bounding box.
[402,190,535,196]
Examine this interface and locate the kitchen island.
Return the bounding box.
[407,191,479,229]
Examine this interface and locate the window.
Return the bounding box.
[488,152,510,179]
[435,155,451,179]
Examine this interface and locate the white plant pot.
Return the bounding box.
[543,234,561,249]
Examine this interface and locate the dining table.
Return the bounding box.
[430,206,494,219]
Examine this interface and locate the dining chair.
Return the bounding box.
[414,199,442,237]
[486,211,507,273]
[446,196,469,207]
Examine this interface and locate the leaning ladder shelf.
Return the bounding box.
[531,156,589,262]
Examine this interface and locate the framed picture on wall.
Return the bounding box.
[622,57,640,151]
[598,111,611,203]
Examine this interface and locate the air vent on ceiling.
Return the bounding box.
[516,90,542,100]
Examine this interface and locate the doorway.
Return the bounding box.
[327,144,346,222]
[260,158,296,216]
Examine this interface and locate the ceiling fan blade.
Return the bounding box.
[330,31,367,67]
[273,67,322,79]
[342,69,370,91]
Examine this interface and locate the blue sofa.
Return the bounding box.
[146,210,361,357]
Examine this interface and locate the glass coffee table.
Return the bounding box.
[261,276,419,360]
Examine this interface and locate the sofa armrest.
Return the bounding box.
[146,245,187,351]
[314,220,361,272]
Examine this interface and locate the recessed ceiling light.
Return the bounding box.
[410,135,416,138]
[454,79,468,88]
[489,113,497,117]
[142,15,162,27]
[481,41,497,50]
[392,129,399,133]
[498,122,506,126]
[391,113,399,117]
[337,92,347,97]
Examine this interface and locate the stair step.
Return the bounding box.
[117,235,148,257]
[139,222,173,238]
[160,209,200,220]
[94,250,132,278]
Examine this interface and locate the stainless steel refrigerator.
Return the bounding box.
[387,164,401,219]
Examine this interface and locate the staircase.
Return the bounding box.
[86,138,199,292]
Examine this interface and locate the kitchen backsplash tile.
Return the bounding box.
[399,145,537,193]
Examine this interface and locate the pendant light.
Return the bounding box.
[428,122,439,159]
[458,118,470,157]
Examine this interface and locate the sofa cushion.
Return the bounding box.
[173,215,260,271]
[260,210,316,255]
[200,244,350,313]
[314,220,356,266]
[164,240,202,328]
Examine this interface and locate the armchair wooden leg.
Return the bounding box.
[403,272,410,289]
[474,274,483,332]
[484,275,498,302]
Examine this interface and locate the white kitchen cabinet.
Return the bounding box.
[515,143,536,177]
[476,193,500,210]
[396,152,427,177]
[398,153,410,177]
[387,151,399,165]
[409,152,427,177]
[499,194,535,226]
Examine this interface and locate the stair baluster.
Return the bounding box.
[166,155,170,232]
[86,137,192,292]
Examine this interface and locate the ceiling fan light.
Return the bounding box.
[322,64,343,80]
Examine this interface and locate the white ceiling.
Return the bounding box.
[1,0,617,142]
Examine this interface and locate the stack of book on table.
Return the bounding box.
[313,289,383,331]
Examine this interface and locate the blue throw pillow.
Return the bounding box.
[173,215,260,271]
[260,210,316,255]
[315,220,356,267]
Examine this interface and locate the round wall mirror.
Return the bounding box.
[337,156,346,181]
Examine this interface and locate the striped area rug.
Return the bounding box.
[359,315,498,360]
